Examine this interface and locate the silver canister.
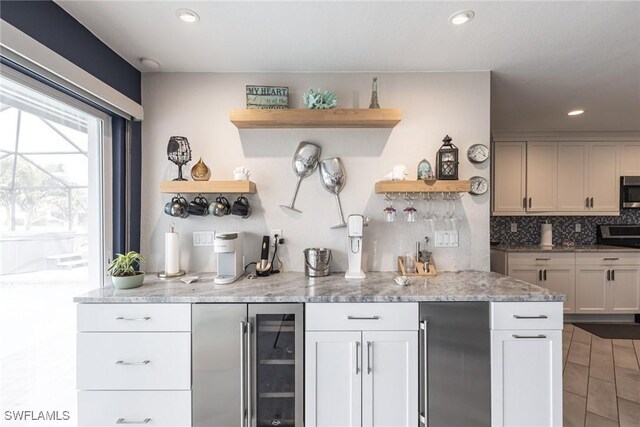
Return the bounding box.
[303,248,331,277]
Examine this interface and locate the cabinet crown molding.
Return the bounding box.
[492,130,640,142]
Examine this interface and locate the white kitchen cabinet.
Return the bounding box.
[305,303,418,427]
[492,140,621,215]
[77,304,191,425]
[588,143,620,212]
[526,142,558,212]
[493,142,527,213]
[490,302,563,427]
[507,254,575,313]
[620,142,640,175]
[576,253,640,313]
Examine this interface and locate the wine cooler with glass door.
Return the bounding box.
[193,303,303,427]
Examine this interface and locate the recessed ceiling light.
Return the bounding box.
[449,10,475,25]
[568,110,585,116]
[176,8,199,23]
[140,58,160,70]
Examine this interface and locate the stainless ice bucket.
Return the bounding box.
[303,248,331,277]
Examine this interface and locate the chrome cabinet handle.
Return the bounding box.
[543,269,547,281]
[240,321,246,427]
[604,258,619,261]
[246,321,253,426]
[115,360,150,365]
[116,418,150,424]
[513,314,548,319]
[420,320,428,426]
[607,270,611,281]
[347,316,380,320]
[535,258,551,261]
[366,341,372,374]
[115,316,150,321]
[513,334,547,339]
[611,269,615,281]
[355,341,360,375]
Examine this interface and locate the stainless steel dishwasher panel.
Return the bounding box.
[192,303,247,427]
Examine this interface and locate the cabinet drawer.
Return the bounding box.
[77,303,191,332]
[508,253,575,266]
[491,302,563,330]
[575,253,640,266]
[78,391,191,427]
[306,303,418,331]
[77,332,191,390]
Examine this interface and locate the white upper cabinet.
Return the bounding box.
[620,142,640,176]
[588,143,620,212]
[492,139,623,215]
[493,142,527,213]
[526,142,558,212]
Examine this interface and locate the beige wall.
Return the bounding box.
[141,72,490,273]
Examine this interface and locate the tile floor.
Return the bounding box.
[563,323,640,427]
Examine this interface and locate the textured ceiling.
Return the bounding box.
[55,1,640,131]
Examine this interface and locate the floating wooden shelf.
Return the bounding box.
[375,180,471,193]
[229,108,402,129]
[160,180,256,194]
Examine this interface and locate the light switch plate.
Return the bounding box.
[434,230,459,247]
[510,223,518,233]
[193,231,216,246]
[575,223,582,232]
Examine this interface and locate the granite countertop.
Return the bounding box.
[491,244,640,253]
[74,270,566,303]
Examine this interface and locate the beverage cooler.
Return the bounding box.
[193,304,303,427]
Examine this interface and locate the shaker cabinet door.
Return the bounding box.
[543,267,576,313]
[492,142,527,213]
[361,331,418,427]
[588,143,620,212]
[576,268,607,313]
[526,142,558,212]
[557,143,589,211]
[608,268,640,312]
[507,266,540,286]
[305,331,362,427]
[491,330,562,427]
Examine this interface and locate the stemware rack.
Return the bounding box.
[375,179,470,194]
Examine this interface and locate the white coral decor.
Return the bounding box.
[303,88,337,109]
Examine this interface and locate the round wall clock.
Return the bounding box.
[469,176,489,195]
[467,144,489,163]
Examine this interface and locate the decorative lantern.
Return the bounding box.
[435,135,459,180]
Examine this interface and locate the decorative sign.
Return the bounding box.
[246,85,289,109]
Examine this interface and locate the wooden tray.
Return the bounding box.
[397,256,437,276]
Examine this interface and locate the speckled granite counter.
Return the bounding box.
[492,244,640,253]
[74,271,566,303]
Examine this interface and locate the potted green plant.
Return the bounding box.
[108,251,145,289]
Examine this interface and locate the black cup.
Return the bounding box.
[164,195,189,218]
[188,195,209,216]
[231,196,251,219]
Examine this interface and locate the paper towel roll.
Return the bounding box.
[541,223,553,247]
[165,232,180,274]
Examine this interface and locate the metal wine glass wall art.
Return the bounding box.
[319,158,347,229]
[167,136,192,181]
[280,142,321,213]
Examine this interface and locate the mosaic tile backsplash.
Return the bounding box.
[490,210,640,246]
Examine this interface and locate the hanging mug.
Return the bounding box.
[231,196,251,219]
[164,195,189,218]
[209,196,231,217]
[188,195,209,216]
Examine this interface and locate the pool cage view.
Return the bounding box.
[0,75,91,276]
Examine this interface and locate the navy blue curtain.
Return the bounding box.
[2,1,142,257]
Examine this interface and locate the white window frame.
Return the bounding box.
[0,65,113,286]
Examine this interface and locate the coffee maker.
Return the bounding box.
[214,232,244,284]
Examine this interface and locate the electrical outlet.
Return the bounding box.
[193,231,215,246]
[575,223,582,233]
[434,231,459,247]
[270,229,283,245]
[510,223,518,233]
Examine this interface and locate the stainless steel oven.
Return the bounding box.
[620,176,640,208]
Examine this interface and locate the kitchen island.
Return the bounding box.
[75,271,565,427]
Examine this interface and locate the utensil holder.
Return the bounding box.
[397,256,437,276]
